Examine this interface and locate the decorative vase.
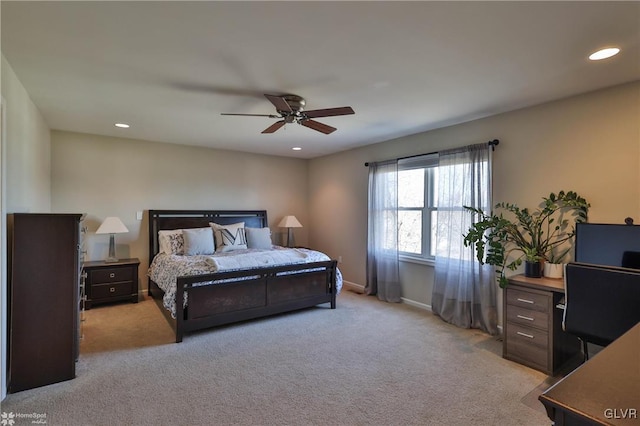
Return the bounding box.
[525,261,542,278]
[544,263,564,279]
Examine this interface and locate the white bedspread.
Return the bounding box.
[148,246,342,318]
[205,248,308,270]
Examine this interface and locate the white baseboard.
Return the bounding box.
[401,297,432,312]
[342,280,364,293]
[342,281,433,312]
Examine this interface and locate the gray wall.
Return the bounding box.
[51,130,311,285]
[2,54,51,213]
[308,81,640,314]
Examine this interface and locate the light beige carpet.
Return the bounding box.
[2,291,553,425]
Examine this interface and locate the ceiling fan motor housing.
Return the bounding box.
[282,95,306,112]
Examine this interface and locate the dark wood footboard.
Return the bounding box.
[150,260,337,342]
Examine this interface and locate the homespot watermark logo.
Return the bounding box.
[1,412,47,425]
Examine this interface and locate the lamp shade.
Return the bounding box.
[278,215,302,228]
[96,217,129,234]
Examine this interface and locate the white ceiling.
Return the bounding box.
[2,1,639,159]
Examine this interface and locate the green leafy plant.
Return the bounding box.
[546,245,571,264]
[463,191,590,288]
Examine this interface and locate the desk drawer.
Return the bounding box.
[506,306,549,330]
[91,281,133,299]
[506,287,549,312]
[506,322,549,350]
[505,328,549,371]
[90,267,134,284]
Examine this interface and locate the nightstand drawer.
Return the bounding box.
[506,287,549,312]
[82,258,140,309]
[90,267,134,284]
[91,281,133,299]
[506,306,549,330]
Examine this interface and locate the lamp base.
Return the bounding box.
[105,233,119,263]
[286,228,293,248]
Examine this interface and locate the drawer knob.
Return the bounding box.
[517,331,534,339]
[517,314,534,321]
[110,287,116,293]
[109,273,115,278]
[516,298,534,304]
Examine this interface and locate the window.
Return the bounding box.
[397,154,490,261]
[397,155,437,261]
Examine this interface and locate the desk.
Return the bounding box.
[504,275,581,375]
[539,323,640,425]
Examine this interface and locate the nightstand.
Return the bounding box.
[83,258,140,309]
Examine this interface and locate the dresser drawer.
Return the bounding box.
[90,267,134,284]
[91,281,133,300]
[506,287,549,312]
[506,305,549,330]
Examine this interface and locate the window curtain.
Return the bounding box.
[431,143,498,335]
[366,160,401,302]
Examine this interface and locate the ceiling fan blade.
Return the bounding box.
[264,94,292,112]
[221,113,279,118]
[300,119,336,135]
[304,106,355,119]
[262,120,286,134]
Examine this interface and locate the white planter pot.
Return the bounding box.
[544,263,564,279]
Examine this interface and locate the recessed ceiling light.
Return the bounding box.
[115,123,130,128]
[589,47,620,61]
[292,147,302,151]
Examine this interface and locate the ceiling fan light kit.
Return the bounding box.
[221,94,354,134]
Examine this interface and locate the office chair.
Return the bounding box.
[563,262,640,361]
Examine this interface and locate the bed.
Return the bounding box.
[147,210,340,342]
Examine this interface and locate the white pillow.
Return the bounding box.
[158,229,184,255]
[210,222,248,252]
[245,227,273,250]
[182,227,215,255]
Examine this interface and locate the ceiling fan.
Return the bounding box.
[221,94,355,134]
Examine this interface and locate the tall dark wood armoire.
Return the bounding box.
[7,213,84,393]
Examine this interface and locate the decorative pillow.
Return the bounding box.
[182,227,215,256]
[245,227,273,250]
[158,230,184,255]
[210,222,248,252]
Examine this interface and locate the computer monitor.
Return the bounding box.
[575,223,640,269]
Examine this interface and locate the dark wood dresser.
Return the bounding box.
[83,258,140,309]
[7,213,84,393]
[503,274,581,375]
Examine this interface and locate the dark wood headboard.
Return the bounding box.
[148,210,268,258]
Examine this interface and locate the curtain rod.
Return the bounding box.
[364,139,499,167]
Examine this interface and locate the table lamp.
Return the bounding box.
[278,215,302,247]
[96,216,129,263]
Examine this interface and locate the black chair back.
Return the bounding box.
[563,262,640,348]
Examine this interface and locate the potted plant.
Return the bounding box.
[543,245,570,279]
[463,190,589,288]
[522,246,543,278]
